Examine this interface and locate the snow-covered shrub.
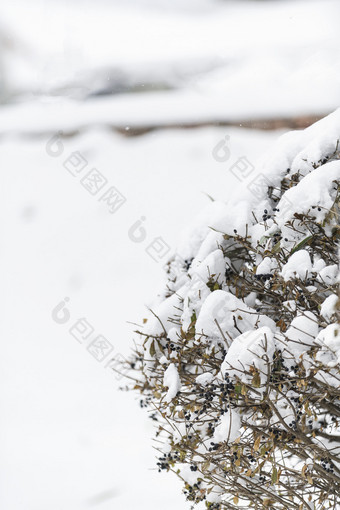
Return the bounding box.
[121,110,340,509]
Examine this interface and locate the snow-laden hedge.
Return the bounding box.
[122,110,340,509]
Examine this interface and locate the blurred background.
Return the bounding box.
[1,1,339,509]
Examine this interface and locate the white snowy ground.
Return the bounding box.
[0,123,282,510]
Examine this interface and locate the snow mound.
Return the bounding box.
[128,109,340,509]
